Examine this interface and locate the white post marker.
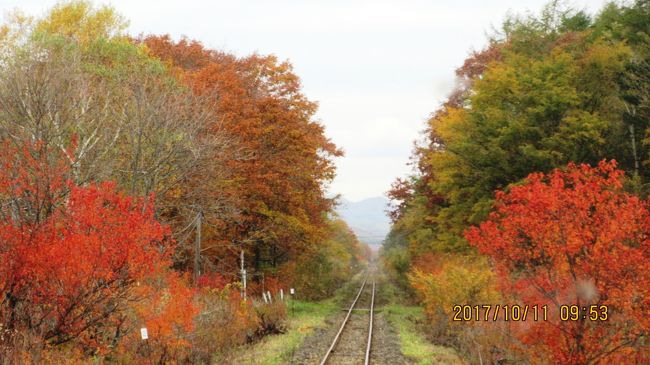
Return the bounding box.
[140,327,148,340]
[289,288,295,318]
[240,250,247,300]
[262,292,268,303]
[267,291,272,303]
[280,288,284,300]
[242,269,247,300]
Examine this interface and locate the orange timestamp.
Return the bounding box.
[559,304,608,321]
[452,304,609,322]
[453,304,548,322]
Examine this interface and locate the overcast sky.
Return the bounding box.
[3,0,608,201]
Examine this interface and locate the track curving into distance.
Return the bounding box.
[319,268,376,365]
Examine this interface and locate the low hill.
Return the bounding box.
[336,196,391,247]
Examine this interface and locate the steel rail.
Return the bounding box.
[319,274,369,365]
[319,270,376,365]
[364,279,375,365]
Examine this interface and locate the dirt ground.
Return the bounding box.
[289,269,407,365]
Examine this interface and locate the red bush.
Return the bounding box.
[466,161,650,364]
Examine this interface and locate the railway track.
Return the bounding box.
[319,269,376,365]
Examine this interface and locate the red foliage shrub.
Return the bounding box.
[196,272,230,290]
[0,180,172,351]
[466,161,650,364]
[0,143,198,359]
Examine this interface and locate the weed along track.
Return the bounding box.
[320,268,376,365]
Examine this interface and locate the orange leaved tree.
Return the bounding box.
[141,35,342,277]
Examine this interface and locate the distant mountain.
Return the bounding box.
[336,196,391,246]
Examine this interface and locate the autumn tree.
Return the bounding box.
[283,218,366,299]
[385,1,646,270]
[141,35,342,279]
[0,2,240,267]
[466,161,650,364]
[384,2,650,362]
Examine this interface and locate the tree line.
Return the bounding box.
[0,2,367,363]
[383,1,650,364]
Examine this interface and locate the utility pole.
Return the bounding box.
[194,212,202,282]
[630,124,640,178]
[241,250,247,301]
